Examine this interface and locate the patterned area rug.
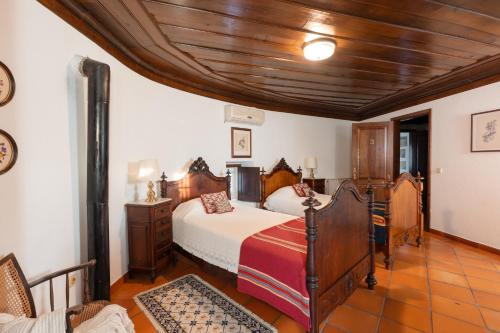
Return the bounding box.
[134,274,277,333]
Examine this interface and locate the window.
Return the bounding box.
[400,132,410,174]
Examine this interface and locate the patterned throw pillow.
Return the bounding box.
[200,191,231,214]
[215,197,234,214]
[292,183,311,197]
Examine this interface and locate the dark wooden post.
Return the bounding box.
[226,169,231,199]
[383,181,394,270]
[303,192,321,333]
[81,57,110,301]
[259,167,265,208]
[416,172,424,246]
[365,184,377,289]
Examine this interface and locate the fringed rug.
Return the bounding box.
[134,274,277,333]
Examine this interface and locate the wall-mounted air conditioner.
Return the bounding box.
[224,105,265,126]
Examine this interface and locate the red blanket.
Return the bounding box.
[237,218,310,330]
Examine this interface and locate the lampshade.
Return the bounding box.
[304,157,318,169]
[303,38,336,61]
[137,159,160,182]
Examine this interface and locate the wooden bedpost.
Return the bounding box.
[384,181,394,270]
[297,166,302,182]
[160,172,167,199]
[416,172,424,247]
[303,191,321,333]
[365,184,377,289]
[226,169,231,199]
[259,167,266,208]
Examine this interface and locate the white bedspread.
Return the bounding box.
[173,199,297,273]
[263,186,331,217]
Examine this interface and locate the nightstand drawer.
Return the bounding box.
[154,205,171,220]
[156,246,171,265]
[156,227,172,249]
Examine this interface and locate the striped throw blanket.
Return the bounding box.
[237,218,310,330]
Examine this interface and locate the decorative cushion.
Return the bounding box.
[292,183,311,197]
[200,191,231,214]
[215,198,234,214]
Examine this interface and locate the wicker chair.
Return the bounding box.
[0,253,110,333]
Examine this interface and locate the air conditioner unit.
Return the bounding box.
[224,105,265,125]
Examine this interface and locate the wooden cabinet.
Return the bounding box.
[126,198,173,282]
[303,178,326,194]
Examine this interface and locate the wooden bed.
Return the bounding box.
[160,157,376,333]
[375,173,424,269]
[260,158,302,208]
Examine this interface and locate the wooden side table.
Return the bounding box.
[126,198,173,282]
[303,178,326,194]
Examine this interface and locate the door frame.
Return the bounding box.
[391,109,432,231]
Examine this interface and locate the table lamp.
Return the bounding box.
[304,157,318,179]
[137,159,160,202]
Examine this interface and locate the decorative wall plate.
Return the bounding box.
[0,129,18,175]
[0,61,15,107]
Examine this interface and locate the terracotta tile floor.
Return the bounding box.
[111,233,500,332]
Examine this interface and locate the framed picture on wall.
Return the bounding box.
[231,127,252,158]
[0,129,18,175]
[0,61,16,107]
[471,109,500,152]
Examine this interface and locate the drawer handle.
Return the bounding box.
[161,220,168,225]
[160,231,166,236]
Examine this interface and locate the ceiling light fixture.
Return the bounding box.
[302,38,336,61]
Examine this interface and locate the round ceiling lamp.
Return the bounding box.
[302,38,336,61]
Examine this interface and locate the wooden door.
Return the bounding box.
[352,122,397,192]
[237,166,261,202]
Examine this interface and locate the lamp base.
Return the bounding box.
[309,169,315,179]
[145,181,157,203]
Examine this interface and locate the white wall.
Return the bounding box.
[366,83,500,249]
[0,0,352,311]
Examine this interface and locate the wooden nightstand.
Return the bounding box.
[303,178,326,194]
[126,198,173,282]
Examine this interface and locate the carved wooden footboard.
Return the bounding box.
[304,180,376,333]
[382,173,423,268]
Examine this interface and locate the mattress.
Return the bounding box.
[172,198,297,273]
[263,186,332,217]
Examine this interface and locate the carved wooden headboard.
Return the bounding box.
[260,158,302,208]
[160,157,231,210]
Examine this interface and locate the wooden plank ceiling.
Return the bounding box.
[40,0,500,120]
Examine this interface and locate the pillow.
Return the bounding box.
[292,183,311,197]
[200,191,231,214]
[215,198,234,214]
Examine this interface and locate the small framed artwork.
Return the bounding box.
[0,129,18,175]
[471,109,500,152]
[231,127,252,158]
[0,61,15,107]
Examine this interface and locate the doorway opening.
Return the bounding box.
[392,110,431,231]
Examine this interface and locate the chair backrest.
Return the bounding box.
[0,253,36,318]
